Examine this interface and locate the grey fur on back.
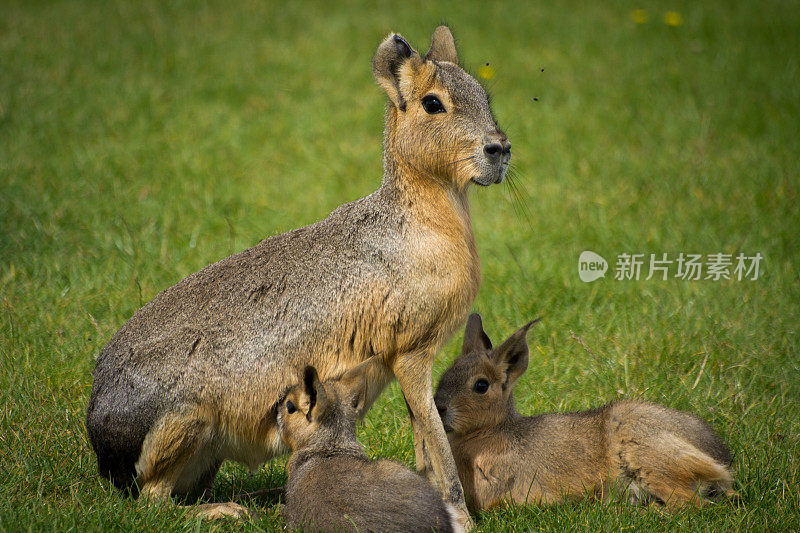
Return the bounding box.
[87,187,409,487]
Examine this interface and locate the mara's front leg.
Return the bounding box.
[393,350,472,529]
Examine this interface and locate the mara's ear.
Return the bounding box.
[336,357,377,415]
[302,365,328,420]
[490,318,542,387]
[424,25,458,65]
[373,33,418,111]
[462,313,493,355]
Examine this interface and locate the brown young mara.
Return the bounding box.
[434,314,737,512]
[279,360,463,533]
[85,26,509,521]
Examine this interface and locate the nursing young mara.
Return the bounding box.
[279,360,462,533]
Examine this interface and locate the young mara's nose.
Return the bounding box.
[483,136,511,162]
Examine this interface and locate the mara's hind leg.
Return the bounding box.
[136,408,252,520]
[620,433,734,509]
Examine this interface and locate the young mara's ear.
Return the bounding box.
[302,365,328,420]
[337,357,377,415]
[424,25,458,65]
[373,33,419,111]
[462,313,493,355]
[491,318,542,387]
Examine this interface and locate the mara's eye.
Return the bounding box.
[421,95,445,114]
[286,400,297,414]
[473,379,490,394]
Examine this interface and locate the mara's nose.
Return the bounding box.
[483,138,511,160]
[436,404,447,417]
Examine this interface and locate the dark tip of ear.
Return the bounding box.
[468,313,483,327]
[302,366,319,414]
[510,317,542,343]
[462,313,492,354]
[523,317,543,332]
[425,25,458,65]
[303,366,318,392]
[393,34,413,59]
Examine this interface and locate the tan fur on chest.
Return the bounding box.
[402,184,481,333]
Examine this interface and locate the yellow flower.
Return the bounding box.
[631,9,648,24]
[664,11,683,26]
[478,63,495,80]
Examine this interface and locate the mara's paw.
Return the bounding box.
[448,503,474,532]
[192,501,255,521]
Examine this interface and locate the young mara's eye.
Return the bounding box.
[421,94,446,114]
[286,400,297,414]
[473,378,490,394]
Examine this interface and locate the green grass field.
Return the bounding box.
[2,0,798,531]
